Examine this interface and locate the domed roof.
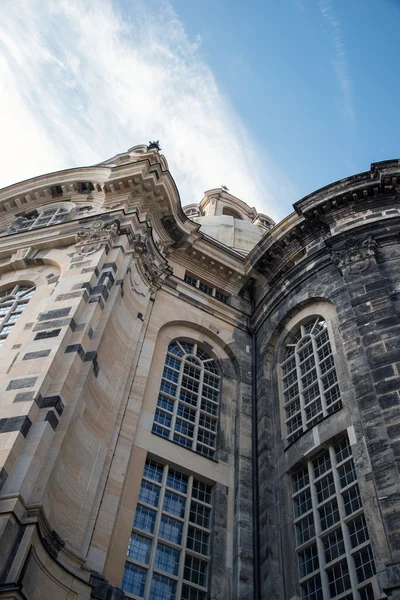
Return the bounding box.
[183,188,275,255]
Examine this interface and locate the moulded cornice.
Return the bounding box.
[293,159,400,221]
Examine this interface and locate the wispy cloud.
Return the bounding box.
[0,0,297,221]
[319,0,355,125]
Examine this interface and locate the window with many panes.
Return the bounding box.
[152,342,220,460]
[281,317,342,443]
[122,459,213,600]
[0,284,35,347]
[10,203,73,232]
[292,437,377,599]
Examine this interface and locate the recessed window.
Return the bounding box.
[184,272,230,304]
[292,437,377,599]
[281,317,342,443]
[152,341,220,460]
[122,459,213,600]
[10,203,74,233]
[222,207,242,219]
[0,284,35,347]
[185,208,200,218]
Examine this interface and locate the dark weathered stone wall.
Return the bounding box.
[252,204,400,599]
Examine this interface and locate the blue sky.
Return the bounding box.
[0,0,399,221]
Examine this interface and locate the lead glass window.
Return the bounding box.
[292,437,377,599]
[122,459,212,600]
[152,342,220,460]
[281,317,342,443]
[11,204,72,232]
[0,284,35,347]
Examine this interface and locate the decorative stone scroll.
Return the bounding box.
[330,236,377,275]
[75,219,120,254]
[129,234,170,294]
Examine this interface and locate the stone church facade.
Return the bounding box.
[0,143,399,600]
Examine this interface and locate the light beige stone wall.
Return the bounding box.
[0,151,254,600]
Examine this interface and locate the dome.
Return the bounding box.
[183,188,275,255]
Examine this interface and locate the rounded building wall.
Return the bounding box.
[191,214,266,254]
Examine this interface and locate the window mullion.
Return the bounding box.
[176,475,193,598]
[313,336,326,418]
[142,467,167,600]
[296,347,307,433]
[170,362,183,442]
[308,461,330,598]
[193,368,203,452]
[330,446,359,597]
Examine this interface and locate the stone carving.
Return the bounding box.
[330,236,377,275]
[129,234,170,292]
[75,219,120,254]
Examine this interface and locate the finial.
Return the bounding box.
[148,141,161,151]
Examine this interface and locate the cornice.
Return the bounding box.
[293,159,400,221]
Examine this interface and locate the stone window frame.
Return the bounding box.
[183,272,230,304]
[122,458,213,600]
[9,202,76,233]
[279,313,342,444]
[151,340,220,460]
[291,436,379,600]
[0,283,35,347]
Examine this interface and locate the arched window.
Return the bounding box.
[10,203,74,233]
[281,317,341,443]
[152,341,220,459]
[0,284,35,346]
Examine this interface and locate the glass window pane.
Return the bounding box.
[187,526,209,556]
[298,543,319,577]
[184,555,208,587]
[149,573,177,600]
[167,469,188,493]
[181,585,206,600]
[323,527,345,563]
[300,574,322,600]
[134,505,157,533]
[159,515,183,544]
[122,563,147,597]
[138,480,160,507]
[154,543,180,575]
[127,532,152,564]
[327,560,351,597]
[163,490,186,517]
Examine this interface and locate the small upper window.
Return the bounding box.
[10,203,74,233]
[222,207,242,219]
[184,208,200,218]
[0,284,35,347]
[281,317,342,443]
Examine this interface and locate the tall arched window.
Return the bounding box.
[281,317,342,443]
[152,341,220,459]
[0,284,35,347]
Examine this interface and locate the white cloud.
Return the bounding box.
[319,0,355,126]
[0,0,297,221]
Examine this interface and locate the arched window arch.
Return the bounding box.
[152,340,220,459]
[0,284,35,346]
[281,316,342,443]
[10,202,74,233]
